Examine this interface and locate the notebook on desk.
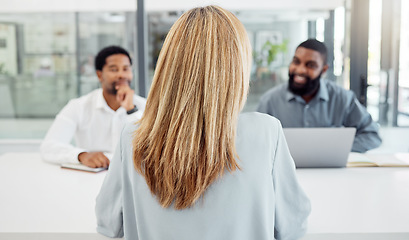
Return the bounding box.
[283,127,356,168]
[347,152,409,167]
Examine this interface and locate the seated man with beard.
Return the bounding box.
[257,39,381,153]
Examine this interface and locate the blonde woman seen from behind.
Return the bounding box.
[96,5,310,240]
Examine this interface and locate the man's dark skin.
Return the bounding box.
[288,46,329,103]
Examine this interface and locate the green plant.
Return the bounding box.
[0,62,8,75]
[254,39,288,68]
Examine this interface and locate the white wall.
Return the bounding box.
[147,0,344,11]
[0,0,344,12]
[0,0,136,12]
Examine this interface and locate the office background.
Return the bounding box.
[0,0,408,142]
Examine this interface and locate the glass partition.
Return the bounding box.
[0,13,77,119]
[367,0,382,123]
[0,12,137,139]
[398,0,409,126]
[2,3,407,140]
[147,9,337,112]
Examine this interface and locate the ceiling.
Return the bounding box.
[0,0,344,12]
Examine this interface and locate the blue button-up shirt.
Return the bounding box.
[257,79,382,152]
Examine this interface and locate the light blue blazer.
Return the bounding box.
[96,112,311,240]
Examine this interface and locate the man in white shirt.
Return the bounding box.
[41,46,146,168]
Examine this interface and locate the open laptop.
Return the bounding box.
[283,128,356,168]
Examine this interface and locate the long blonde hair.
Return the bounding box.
[133,5,252,209]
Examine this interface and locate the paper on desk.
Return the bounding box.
[347,153,376,167]
[61,163,107,173]
[394,153,409,163]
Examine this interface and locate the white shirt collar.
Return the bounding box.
[95,88,116,113]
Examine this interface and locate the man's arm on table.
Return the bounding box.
[40,104,110,168]
[344,97,382,153]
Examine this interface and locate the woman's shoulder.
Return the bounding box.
[239,112,281,128]
[120,122,139,145]
[237,112,282,140]
[123,121,139,133]
[235,112,282,168]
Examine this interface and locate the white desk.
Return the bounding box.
[1,152,409,239]
[298,167,409,240]
[0,152,111,240]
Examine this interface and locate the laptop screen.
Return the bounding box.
[283,128,356,168]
